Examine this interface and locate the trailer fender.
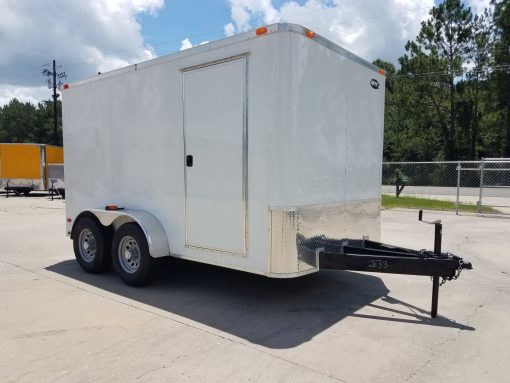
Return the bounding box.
[82,209,170,258]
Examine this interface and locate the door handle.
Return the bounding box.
[186,155,193,167]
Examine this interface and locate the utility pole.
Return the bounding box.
[42,60,66,146]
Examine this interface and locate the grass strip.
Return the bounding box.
[382,194,498,214]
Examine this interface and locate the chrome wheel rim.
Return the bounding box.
[78,229,97,262]
[118,236,141,273]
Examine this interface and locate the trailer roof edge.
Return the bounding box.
[68,23,382,88]
[278,23,381,74]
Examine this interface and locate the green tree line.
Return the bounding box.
[0,99,62,146]
[1,0,509,161]
[377,0,510,161]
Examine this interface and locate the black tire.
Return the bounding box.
[73,217,112,273]
[112,223,156,287]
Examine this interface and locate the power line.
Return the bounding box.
[58,29,225,67]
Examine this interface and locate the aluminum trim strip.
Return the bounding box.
[180,53,249,72]
[242,54,249,254]
[184,244,246,257]
[40,144,46,189]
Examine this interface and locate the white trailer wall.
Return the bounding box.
[63,24,384,277]
[64,29,278,275]
[268,31,384,206]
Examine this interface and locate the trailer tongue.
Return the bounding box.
[298,211,472,318]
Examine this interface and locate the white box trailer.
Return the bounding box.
[63,24,470,316]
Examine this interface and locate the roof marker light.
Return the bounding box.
[63,84,69,89]
[256,26,268,36]
[378,68,385,75]
[306,30,316,39]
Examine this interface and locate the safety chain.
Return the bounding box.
[435,257,464,286]
[429,256,464,286]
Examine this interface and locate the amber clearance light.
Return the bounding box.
[256,26,268,36]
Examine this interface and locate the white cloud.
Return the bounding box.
[180,38,194,51]
[0,85,49,107]
[467,0,492,15]
[224,0,493,64]
[224,23,236,37]
[227,0,280,32]
[224,0,436,64]
[179,38,209,51]
[0,0,164,106]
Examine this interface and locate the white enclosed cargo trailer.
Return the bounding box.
[62,24,471,307]
[63,23,384,283]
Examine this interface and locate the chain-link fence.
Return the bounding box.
[382,159,510,215]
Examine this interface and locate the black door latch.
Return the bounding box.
[186,155,193,167]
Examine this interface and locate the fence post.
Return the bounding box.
[456,161,461,215]
[478,158,485,214]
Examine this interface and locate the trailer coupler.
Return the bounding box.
[297,210,472,318]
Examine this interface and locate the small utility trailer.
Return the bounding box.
[62,23,471,317]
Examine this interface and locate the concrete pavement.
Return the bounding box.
[0,196,509,382]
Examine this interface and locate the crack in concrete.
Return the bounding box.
[135,354,190,380]
[403,288,503,382]
[15,324,122,339]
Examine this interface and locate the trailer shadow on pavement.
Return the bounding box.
[46,259,474,349]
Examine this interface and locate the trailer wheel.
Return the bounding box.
[112,223,156,287]
[73,217,112,273]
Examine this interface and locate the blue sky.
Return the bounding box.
[138,0,301,55]
[0,0,490,105]
[138,0,232,56]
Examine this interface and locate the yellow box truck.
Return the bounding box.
[0,143,64,195]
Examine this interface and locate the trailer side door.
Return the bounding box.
[182,56,247,255]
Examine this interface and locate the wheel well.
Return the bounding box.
[71,211,107,239]
[71,212,139,240]
[73,209,169,258]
